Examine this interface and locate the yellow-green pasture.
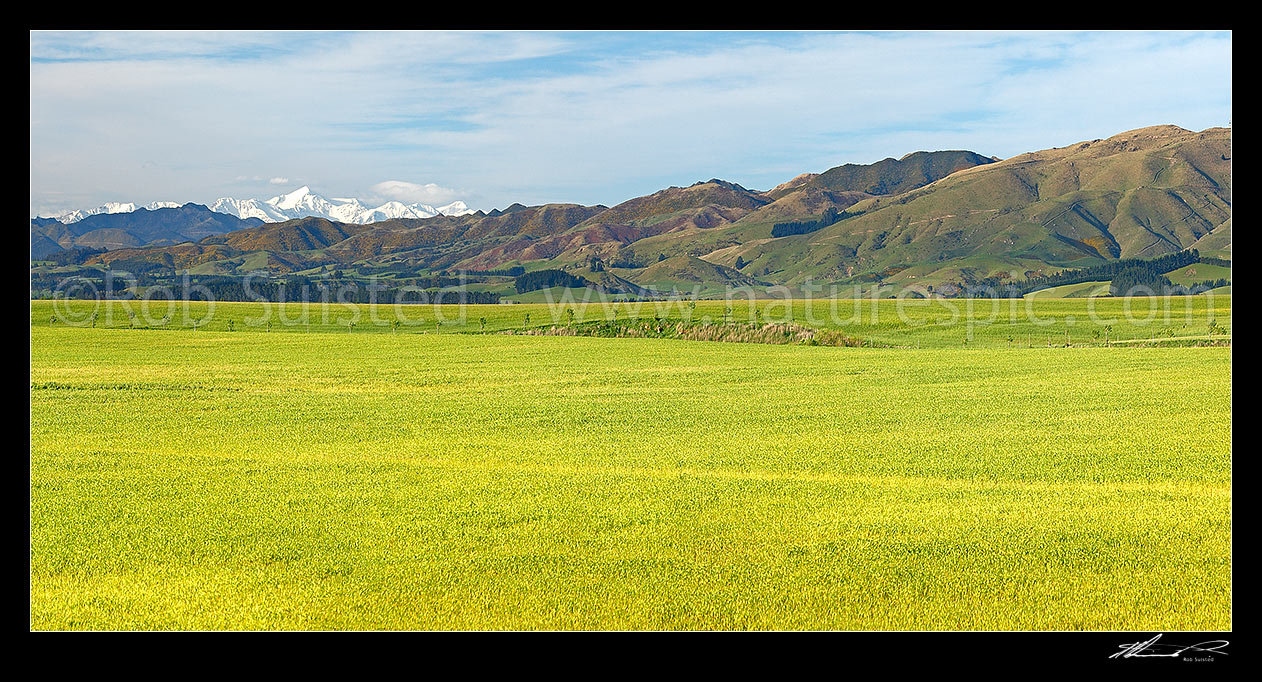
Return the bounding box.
[30,316,1231,629]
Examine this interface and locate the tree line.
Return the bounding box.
[770,207,849,238]
[36,273,502,304]
[939,250,1227,298]
[513,269,589,294]
[463,266,525,277]
[43,246,107,266]
[1017,250,1209,296]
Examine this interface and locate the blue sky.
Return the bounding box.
[30,30,1231,216]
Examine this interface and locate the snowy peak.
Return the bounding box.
[269,185,314,210]
[208,197,289,223]
[438,201,473,216]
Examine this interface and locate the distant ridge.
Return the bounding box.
[31,203,265,257]
[33,125,1231,296]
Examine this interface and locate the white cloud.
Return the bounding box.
[268,177,290,185]
[369,180,463,206]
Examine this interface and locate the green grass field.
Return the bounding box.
[31,292,1231,348]
[29,298,1232,630]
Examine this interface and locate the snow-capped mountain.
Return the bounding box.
[39,187,475,226]
[206,197,288,223]
[51,201,181,224]
[208,186,475,224]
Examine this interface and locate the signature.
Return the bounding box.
[1110,634,1230,659]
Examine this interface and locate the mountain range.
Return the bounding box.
[206,186,475,224]
[33,125,1231,296]
[38,186,475,226]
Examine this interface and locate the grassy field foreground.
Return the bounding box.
[30,323,1231,630]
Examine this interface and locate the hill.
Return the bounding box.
[620,255,765,297]
[692,125,1231,288]
[766,150,998,199]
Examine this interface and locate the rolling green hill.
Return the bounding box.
[1022,281,1112,299]
[692,125,1231,289]
[1165,262,1232,287]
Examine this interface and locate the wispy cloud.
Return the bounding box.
[30,30,1231,216]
